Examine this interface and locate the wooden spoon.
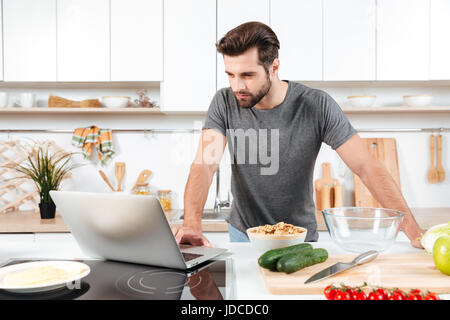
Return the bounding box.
[132,169,152,191]
[115,162,126,192]
[99,170,115,192]
[436,134,446,182]
[427,134,439,184]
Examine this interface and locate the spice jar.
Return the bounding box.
[134,183,150,195]
[157,189,172,211]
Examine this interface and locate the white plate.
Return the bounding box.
[0,261,90,294]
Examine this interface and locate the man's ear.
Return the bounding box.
[271,58,280,74]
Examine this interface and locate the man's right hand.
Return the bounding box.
[171,225,211,247]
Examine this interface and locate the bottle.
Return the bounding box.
[134,183,150,195]
[157,189,172,211]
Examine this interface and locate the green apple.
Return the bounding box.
[433,235,450,276]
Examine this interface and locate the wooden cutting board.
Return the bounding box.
[315,162,340,210]
[354,138,401,207]
[259,253,450,295]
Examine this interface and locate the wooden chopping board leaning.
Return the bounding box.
[353,138,401,207]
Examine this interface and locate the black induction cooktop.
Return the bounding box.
[0,258,234,300]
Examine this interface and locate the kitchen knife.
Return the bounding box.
[304,250,379,284]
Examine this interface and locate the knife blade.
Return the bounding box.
[304,250,379,284]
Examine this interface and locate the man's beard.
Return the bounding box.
[234,77,272,108]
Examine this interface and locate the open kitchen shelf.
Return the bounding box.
[342,106,450,113]
[0,106,450,115]
[0,107,165,115]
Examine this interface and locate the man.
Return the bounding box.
[172,21,424,248]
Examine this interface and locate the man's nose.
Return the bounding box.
[233,78,246,91]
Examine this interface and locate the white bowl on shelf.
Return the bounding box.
[347,95,376,108]
[403,94,432,107]
[101,96,130,108]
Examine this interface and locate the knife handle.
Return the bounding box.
[352,250,379,265]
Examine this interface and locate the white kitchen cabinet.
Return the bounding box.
[270,0,322,81]
[162,0,216,111]
[3,0,57,81]
[216,0,270,90]
[377,0,429,80]
[110,0,162,81]
[323,0,376,81]
[57,0,110,81]
[0,4,3,81]
[430,0,450,79]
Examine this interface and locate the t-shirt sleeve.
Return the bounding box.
[202,90,227,137]
[318,91,358,150]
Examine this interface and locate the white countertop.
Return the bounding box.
[0,231,448,300]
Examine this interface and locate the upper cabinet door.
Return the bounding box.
[163,0,216,111]
[377,0,429,80]
[271,0,322,81]
[57,0,110,81]
[430,0,450,80]
[111,0,162,81]
[3,0,57,81]
[0,4,3,81]
[217,0,270,90]
[323,0,376,81]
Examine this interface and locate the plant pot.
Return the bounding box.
[39,202,56,219]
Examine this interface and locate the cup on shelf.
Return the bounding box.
[0,92,9,108]
[16,93,36,108]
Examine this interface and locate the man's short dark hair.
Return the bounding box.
[216,21,280,72]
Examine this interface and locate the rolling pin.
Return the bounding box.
[334,185,344,207]
[321,185,332,210]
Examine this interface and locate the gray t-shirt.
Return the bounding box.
[202,81,357,241]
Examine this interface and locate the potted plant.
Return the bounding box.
[6,143,80,219]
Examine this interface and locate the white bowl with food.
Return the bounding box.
[101,96,130,108]
[347,95,376,108]
[246,222,308,253]
[403,94,433,107]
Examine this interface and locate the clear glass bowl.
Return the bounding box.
[322,207,405,253]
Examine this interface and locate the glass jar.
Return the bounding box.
[134,183,150,195]
[157,189,172,211]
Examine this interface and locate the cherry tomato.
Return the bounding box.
[409,289,421,295]
[334,290,351,300]
[348,289,358,300]
[406,293,422,300]
[354,290,367,300]
[367,290,385,300]
[424,292,439,300]
[375,288,388,300]
[389,290,406,300]
[324,285,337,300]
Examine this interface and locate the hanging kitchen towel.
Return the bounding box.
[72,126,115,166]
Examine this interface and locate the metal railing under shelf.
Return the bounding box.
[0,127,449,134]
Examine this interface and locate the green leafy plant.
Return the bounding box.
[4,143,81,204]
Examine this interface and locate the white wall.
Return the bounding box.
[0,82,449,211]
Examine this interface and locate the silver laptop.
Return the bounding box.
[50,191,227,270]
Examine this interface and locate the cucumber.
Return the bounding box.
[276,248,328,274]
[258,243,313,271]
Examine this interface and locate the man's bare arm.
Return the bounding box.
[336,134,425,248]
[172,129,227,246]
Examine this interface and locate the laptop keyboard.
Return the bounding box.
[182,252,203,262]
